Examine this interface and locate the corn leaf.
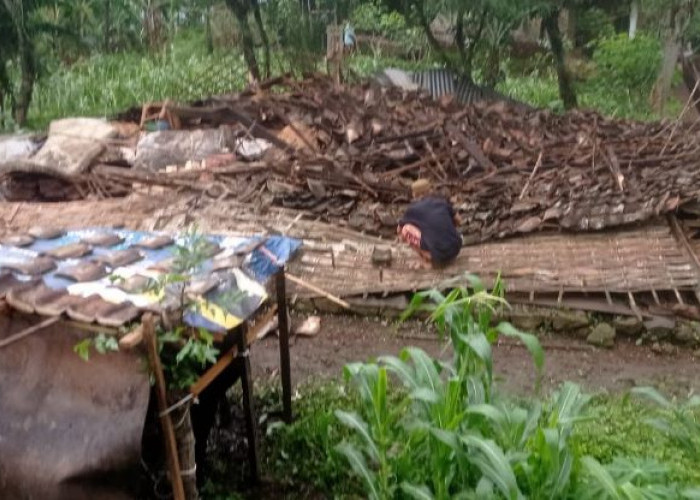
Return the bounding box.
[631,387,672,409]
[335,441,380,500]
[400,482,435,500]
[682,488,700,499]
[462,435,522,500]
[581,456,621,499]
[405,347,442,394]
[496,322,544,373]
[380,354,417,389]
[335,411,380,462]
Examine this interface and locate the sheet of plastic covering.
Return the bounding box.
[0,315,150,499]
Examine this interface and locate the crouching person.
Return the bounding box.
[397,179,462,269]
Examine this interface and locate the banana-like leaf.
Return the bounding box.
[462,435,522,500]
[581,456,622,499]
[335,410,380,462]
[400,482,435,500]
[631,387,672,409]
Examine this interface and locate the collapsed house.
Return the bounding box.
[3,73,700,498]
[2,75,700,330]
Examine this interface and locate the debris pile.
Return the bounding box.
[4,75,700,244]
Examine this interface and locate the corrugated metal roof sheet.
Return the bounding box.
[411,69,531,108]
[0,228,301,331]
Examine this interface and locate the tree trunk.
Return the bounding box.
[226,0,260,83]
[104,0,111,52]
[469,7,488,73]
[629,0,639,39]
[543,9,577,110]
[4,0,36,126]
[651,8,682,115]
[252,0,271,78]
[205,1,213,54]
[411,0,453,70]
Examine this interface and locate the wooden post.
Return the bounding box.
[276,270,293,423]
[326,24,343,85]
[236,325,260,483]
[144,314,186,500]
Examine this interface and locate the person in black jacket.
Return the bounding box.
[397,179,462,268]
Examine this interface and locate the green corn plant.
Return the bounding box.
[631,387,700,460]
[337,278,552,499]
[577,456,700,500]
[335,363,406,499]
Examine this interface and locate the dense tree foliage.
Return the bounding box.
[0,0,697,127]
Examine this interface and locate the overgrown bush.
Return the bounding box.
[27,31,248,129]
[592,33,661,100]
[575,7,615,51]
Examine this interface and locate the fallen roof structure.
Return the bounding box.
[4,197,700,327]
[3,75,700,243]
[3,75,700,324]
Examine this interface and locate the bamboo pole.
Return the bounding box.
[143,314,186,500]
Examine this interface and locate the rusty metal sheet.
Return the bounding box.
[0,316,150,500]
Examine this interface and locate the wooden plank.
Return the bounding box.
[276,271,293,423]
[190,306,278,398]
[189,345,238,398]
[237,325,260,484]
[144,314,186,500]
[0,316,60,349]
[118,324,144,349]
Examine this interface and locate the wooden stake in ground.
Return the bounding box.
[143,314,186,500]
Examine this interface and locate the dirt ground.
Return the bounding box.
[252,314,700,396]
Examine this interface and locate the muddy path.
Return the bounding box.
[252,314,699,395]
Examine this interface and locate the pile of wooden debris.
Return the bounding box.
[4,75,700,244]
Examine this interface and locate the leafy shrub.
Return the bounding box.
[575,7,615,50]
[574,395,700,485]
[26,32,249,130]
[592,33,661,99]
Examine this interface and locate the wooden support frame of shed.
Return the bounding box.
[162,268,292,495]
[0,267,292,500]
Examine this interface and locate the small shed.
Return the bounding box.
[0,226,300,499]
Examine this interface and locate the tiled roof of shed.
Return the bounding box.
[0,228,300,331]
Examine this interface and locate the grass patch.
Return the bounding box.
[574,394,700,486]
[261,380,364,498]
[27,32,249,130]
[498,72,682,120]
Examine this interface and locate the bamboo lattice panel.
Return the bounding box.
[287,221,700,298]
